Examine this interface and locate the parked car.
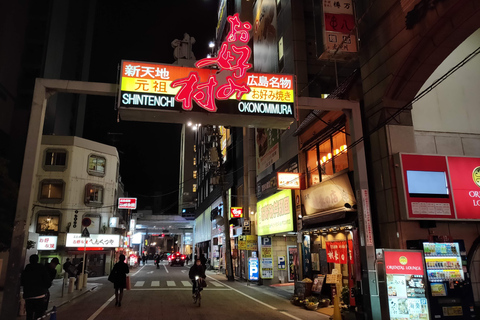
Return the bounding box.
[168,252,186,266]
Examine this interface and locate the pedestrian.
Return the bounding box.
[45,257,60,311]
[63,258,76,278]
[185,254,190,265]
[110,254,129,307]
[188,258,206,298]
[142,253,147,265]
[154,253,160,269]
[200,254,207,267]
[21,254,51,320]
[75,258,84,285]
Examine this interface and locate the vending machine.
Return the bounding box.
[376,249,430,320]
[407,239,476,319]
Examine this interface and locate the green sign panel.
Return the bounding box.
[256,189,294,236]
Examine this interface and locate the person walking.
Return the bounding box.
[45,257,60,311]
[63,258,76,278]
[21,254,51,320]
[111,254,129,307]
[188,258,206,298]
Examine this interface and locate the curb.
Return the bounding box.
[48,285,99,311]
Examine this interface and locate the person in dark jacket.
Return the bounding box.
[188,258,206,296]
[21,254,51,320]
[111,254,129,307]
[45,257,60,311]
[63,258,76,278]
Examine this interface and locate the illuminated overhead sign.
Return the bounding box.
[118,197,137,209]
[37,236,57,250]
[277,172,303,189]
[230,207,243,218]
[66,233,121,248]
[256,189,294,236]
[118,14,295,129]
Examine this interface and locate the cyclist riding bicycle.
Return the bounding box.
[188,258,206,298]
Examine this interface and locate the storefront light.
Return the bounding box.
[340,144,347,151]
[334,149,340,155]
[322,156,327,162]
[327,153,332,159]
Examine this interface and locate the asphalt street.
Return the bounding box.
[49,261,330,320]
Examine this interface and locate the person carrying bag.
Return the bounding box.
[108,254,129,307]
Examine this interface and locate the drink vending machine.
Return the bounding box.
[407,239,476,319]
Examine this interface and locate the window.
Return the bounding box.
[36,211,60,233]
[85,184,104,206]
[88,155,106,176]
[193,184,197,193]
[193,157,196,166]
[43,149,67,171]
[193,170,197,179]
[39,180,65,203]
[306,128,348,186]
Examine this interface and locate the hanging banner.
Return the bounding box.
[326,240,348,264]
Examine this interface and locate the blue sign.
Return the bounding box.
[248,257,259,281]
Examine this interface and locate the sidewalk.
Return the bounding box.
[0,277,103,319]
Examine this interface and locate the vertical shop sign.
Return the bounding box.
[383,250,430,320]
[321,0,357,58]
[326,240,348,264]
[260,236,273,279]
[288,245,298,282]
[278,256,286,270]
[249,257,259,281]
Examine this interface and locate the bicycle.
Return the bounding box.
[193,276,203,307]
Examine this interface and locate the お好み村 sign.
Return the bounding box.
[37,236,57,250]
[118,14,295,129]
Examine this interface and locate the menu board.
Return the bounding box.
[384,250,430,320]
[423,242,464,282]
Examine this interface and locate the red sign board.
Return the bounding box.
[231,207,243,218]
[447,156,480,219]
[326,241,348,264]
[118,198,137,210]
[384,250,424,276]
[399,154,480,220]
[400,154,455,219]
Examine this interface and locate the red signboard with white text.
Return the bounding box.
[384,250,425,276]
[230,207,243,218]
[326,241,348,264]
[118,198,137,210]
[398,153,480,220]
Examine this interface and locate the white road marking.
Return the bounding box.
[210,281,224,287]
[151,281,160,286]
[181,281,191,286]
[205,275,303,320]
[130,288,230,291]
[147,271,153,274]
[131,265,145,277]
[163,264,169,273]
[166,281,176,286]
[86,295,115,320]
[134,281,145,287]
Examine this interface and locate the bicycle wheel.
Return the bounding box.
[197,292,201,307]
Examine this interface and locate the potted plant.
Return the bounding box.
[304,296,319,310]
[340,286,356,320]
[291,295,303,306]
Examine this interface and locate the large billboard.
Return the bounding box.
[256,189,294,236]
[118,14,295,129]
[396,153,480,220]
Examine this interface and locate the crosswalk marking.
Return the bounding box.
[151,281,160,287]
[134,281,145,287]
[210,281,224,287]
[181,281,191,287]
[166,281,176,286]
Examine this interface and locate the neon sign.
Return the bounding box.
[118,14,295,127]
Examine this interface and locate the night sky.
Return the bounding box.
[83,0,219,211]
